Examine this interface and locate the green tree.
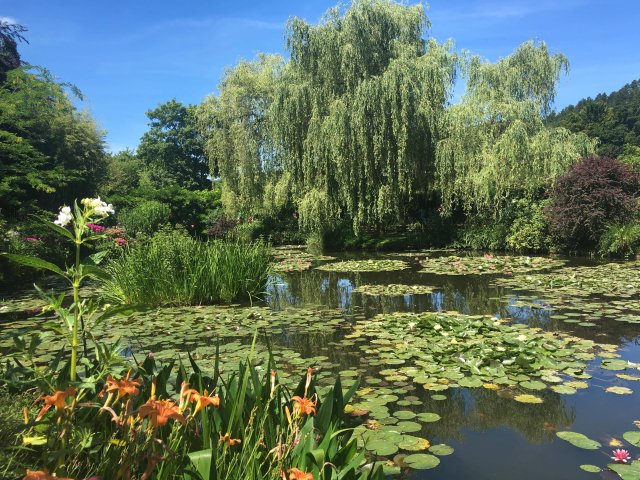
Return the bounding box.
[436,41,595,218]
[0,67,107,220]
[548,79,640,157]
[137,99,209,190]
[272,0,457,234]
[197,54,283,216]
[0,20,27,80]
[99,148,142,198]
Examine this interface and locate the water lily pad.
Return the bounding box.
[417,412,441,423]
[429,444,454,456]
[623,431,640,447]
[316,260,410,272]
[579,465,601,473]
[514,394,543,404]
[556,431,601,450]
[550,385,577,395]
[606,386,633,395]
[403,453,440,470]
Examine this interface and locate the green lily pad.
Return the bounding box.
[606,386,633,395]
[514,394,543,404]
[403,453,441,470]
[429,444,454,456]
[416,412,441,423]
[579,465,601,473]
[623,431,640,447]
[556,431,601,450]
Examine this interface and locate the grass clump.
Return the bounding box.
[103,229,271,306]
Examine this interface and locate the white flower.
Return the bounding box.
[82,197,115,217]
[54,206,72,227]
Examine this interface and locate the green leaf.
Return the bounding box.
[556,431,601,450]
[403,453,440,469]
[39,219,75,241]
[579,465,601,473]
[186,449,215,480]
[0,253,65,276]
[624,431,640,447]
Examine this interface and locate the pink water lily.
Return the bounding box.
[612,449,631,463]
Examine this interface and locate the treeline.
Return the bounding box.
[2,1,640,258]
[548,79,640,158]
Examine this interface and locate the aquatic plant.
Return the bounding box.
[418,255,564,276]
[102,229,271,306]
[316,259,410,272]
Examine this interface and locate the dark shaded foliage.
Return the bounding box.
[547,79,640,157]
[546,156,639,250]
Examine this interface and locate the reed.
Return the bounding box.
[103,229,271,306]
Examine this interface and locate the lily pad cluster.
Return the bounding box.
[419,255,565,276]
[271,258,313,272]
[494,262,640,298]
[345,310,616,400]
[353,284,436,296]
[316,259,410,272]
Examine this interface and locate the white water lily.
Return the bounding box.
[54,206,72,226]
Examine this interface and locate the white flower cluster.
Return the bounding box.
[81,197,115,217]
[54,206,73,227]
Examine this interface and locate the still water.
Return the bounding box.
[265,252,639,480]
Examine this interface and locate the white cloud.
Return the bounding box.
[0,16,17,24]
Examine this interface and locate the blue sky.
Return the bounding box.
[3,0,639,152]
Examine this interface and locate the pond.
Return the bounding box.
[2,249,640,479]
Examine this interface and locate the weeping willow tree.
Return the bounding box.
[271,0,457,233]
[436,41,596,218]
[197,54,284,217]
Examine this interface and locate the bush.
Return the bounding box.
[103,229,271,306]
[546,156,639,251]
[453,220,510,251]
[118,200,171,236]
[599,221,640,257]
[506,199,552,252]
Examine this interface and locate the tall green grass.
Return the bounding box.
[102,229,271,306]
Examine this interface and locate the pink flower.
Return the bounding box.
[114,237,127,246]
[87,223,106,233]
[612,449,631,463]
[24,236,42,242]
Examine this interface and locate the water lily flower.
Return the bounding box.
[182,387,220,413]
[291,395,317,416]
[23,470,74,480]
[54,206,72,227]
[286,468,314,480]
[612,449,631,463]
[219,433,242,446]
[104,373,141,401]
[138,399,186,427]
[35,387,77,421]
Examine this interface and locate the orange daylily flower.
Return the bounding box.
[287,468,314,480]
[138,399,186,427]
[182,388,220,413]
[104,373,141,401]
[23,470,74,480]
[219,433,242,446]
[35,387,77,421]
[290,395,317,416]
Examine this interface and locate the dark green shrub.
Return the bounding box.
[546,156,639,251]
[118,200,171,236]
[599,221,640,257]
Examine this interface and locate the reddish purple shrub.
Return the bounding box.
[546,156,639,250]
[207,215,239,239]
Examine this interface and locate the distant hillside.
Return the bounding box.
[547,79,640,157]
